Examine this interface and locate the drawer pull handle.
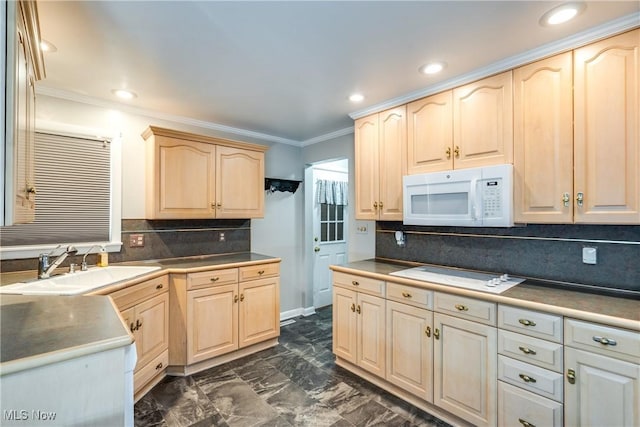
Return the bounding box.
[352,281,359,286]
[210,277,219,282]
[350,303,355,312]
[156,284,164,289]
[425,326,431,337]
[240,294,245,302]
[130,322,136,333]
[518,419,535,427]
[593,336,617,346]
[136,319,142,330]
[519,374,537,383]
[356,305,361,314]
[518,346,537,355]
[156,362,163,370]
[402,292,412,298]
[567,369,576,384]
[234,295,239,303]
[434,328,440,340]
[454,304,469,311]
[518,318,536,327]
[258,270,265,275]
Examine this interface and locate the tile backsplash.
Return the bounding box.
[376,222,640,295]
[0,219,250,273]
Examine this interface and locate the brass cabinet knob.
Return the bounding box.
[350,303,355,312]
[210,277,219,282]
[211,202,216,209]
[593,336,617,346]
[217,202,222,208]
[351,281,359,286]
[379,201,383,208]
[434,328,440,340]
[454,304,469,312]
[27,185,37,194]
[373,201,378,209]
[356,305,361,314]
[576,192,584,207]
[445,147,451,159]
[314,247,320,252]
[519,318,536,327]
[567,369,576,384]
[258,270,265,275]
[518,419,536,427]
[518,346,537,355]
[425,326,431,337]
[519,374,537,383]
[562,192,570,207]
[155,362,163,370]
[240,294,245,302]
[234,295,239,303]
[454,146,460,157]
[402,292,412,298]
[156,283,164,289]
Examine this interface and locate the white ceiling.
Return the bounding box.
[36,1,639,146]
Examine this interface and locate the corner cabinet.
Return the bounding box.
[3,0,45,225]
[169,261,280,376]
[143,126,267,219]
[354,106,406,221]
[109,275,170,401]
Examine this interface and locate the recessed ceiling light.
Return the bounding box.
[112,89,137,100]
[349,93,365,103]
[540,2,586,26]
[40,40,57,52]
[419,62,446,75]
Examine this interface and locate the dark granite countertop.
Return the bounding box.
[331,259,640,332]
[0,295,132,375]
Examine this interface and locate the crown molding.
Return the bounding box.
[350,13,640,120]
[300,126,354,147]
[35,86,303,146]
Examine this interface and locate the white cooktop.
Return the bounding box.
[389,265,525,294]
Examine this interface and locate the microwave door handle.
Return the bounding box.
[470,178,478,221]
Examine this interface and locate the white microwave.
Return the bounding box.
[403,164,514,227]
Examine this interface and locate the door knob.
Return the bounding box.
[314,247,320,252]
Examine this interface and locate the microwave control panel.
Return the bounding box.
[480,178,503,218]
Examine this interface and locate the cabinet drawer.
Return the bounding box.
[498,329,563,373]
[498,305,563,343]
[333,272,385,297]
[110,275,169,310]
[434,292,496,326]
[498,381,563,427]
[387,282,433,310]
[134,349,168,394]
[187,268,238,290]
[239,263,279,281]
[498,355,563,402]
[565,318,640,364]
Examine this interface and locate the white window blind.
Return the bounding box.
[0,131,111,246]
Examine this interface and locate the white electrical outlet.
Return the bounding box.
[582,247,597,264]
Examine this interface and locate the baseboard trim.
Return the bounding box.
[280,306,316,321]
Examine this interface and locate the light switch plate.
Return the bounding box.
[582,247,597,264]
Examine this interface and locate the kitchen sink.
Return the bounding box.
[389,265,525,294]
[0,266,161,295]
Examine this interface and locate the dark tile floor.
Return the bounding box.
[135,306,452,427]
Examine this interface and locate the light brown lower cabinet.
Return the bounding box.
[434,312,497,427]
[332,286,386,378]
[386,300,433,402]
[110,274,170,400]
[170,263,280,374]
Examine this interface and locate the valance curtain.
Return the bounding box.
[316,179,348,206]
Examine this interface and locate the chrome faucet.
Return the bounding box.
[38,246,78,279]
[81,245,101,271]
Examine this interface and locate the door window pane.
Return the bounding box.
[319,203,345,243]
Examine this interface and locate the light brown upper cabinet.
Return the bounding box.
[407,71,513,174]
[452,71,514,170]
[4,1,46,225]
[573,29,639,224]
[355,106,406,220]
[143,126,267,219]
[513,52,574,223]
[406,91,454,174]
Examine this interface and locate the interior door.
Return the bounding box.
[313,200,347,308]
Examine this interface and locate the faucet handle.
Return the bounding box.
[69,263,77,273]
[38,254,50,278]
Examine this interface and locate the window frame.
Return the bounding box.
[0,120,123,260]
